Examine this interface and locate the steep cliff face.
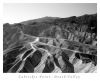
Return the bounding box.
[3,14,97,73]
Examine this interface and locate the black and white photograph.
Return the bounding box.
[3,3,97,73]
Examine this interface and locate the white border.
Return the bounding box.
[0,0,100,81]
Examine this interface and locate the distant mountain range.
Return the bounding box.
[21,16,59,25]
[3,14,97,50]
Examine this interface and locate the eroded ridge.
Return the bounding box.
[3,36,97,73]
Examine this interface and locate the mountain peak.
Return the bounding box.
[21,16,59,25]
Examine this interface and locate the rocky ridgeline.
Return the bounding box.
[39,25,97,46]
[3,35,97,73]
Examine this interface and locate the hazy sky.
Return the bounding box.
[3,3,97,24]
